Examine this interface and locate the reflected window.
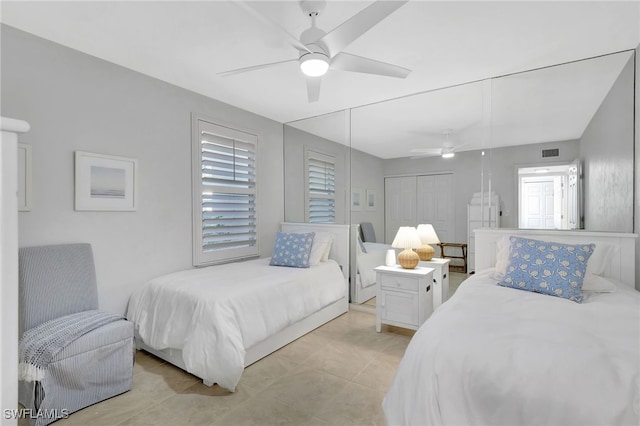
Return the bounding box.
[306,149,335,223]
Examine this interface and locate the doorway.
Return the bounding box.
[518,161,580,230]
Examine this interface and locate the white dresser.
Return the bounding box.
[419,258,450,310]
[374,266,434,332]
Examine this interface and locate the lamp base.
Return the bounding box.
[397,248,420,269]
[416,244,435,261]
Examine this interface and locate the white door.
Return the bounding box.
[521,179,557,229]
[384,176,417,243]
[416,174,455,242]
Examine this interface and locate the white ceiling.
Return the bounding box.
[2,1,639,158]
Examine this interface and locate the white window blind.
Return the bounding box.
[193,117,258,265]
[306,150,335,223]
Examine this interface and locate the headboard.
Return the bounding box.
[280,222,350,281]
[474,228,637,288]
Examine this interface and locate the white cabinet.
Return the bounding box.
[375,266,434,332]
[468,192,500,272]
[419,258,450,310]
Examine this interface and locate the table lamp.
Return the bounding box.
[416,224,440,261]
[391,226,422,269]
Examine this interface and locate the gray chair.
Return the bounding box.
[18,244,134,426]
[359,222,377,243]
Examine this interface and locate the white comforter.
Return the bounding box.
[383,269,640,426]
[127,258,345,391]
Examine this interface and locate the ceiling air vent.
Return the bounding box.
[542,148,559,158]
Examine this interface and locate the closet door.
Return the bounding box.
[417,174,455,242]
[384,176,417,243]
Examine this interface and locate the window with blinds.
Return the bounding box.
[306,149,336,223]
[192,117,258,265]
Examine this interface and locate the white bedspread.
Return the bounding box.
[383,269,640,426]
[127,258,345,391]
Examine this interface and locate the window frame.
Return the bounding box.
[191,114,259,266]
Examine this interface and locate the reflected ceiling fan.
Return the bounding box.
[410,129,465,159]
[219,0,411,102]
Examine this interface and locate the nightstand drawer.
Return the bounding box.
[379,273,419,292]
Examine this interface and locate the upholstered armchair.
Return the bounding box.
[18,244,134,426]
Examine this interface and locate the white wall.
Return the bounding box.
[580,55,635,232]
[635,45,639,291]
[1,25,285,315]
[350,147,385,241]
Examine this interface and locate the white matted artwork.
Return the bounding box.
[365,189,377,211]
[351,188,363,211]
[75,151,137,211]
[18,143,32,211]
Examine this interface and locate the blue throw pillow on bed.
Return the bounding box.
[270,232,315,268]
[498,236,595,303]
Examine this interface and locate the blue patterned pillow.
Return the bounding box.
[499,236,595,303]
[269,232,315,268]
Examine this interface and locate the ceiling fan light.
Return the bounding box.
[442,152,455,159]
[300,52,329,77]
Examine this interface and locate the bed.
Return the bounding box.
[383,228,639,426]
[127,222,349,391]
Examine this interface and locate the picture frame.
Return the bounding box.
[351,188,363,211]
[365,189,377,211]
[75,151,137,211]
[18,144,32,211]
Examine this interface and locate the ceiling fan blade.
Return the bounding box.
[411,153,439,159]
[218,59,298,77]
[234,2,312,54]
[306,77,321,102]
[331,52,410,78]
[411,148,442,153]
[318,0,408,58]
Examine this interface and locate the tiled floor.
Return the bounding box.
[38,311,413,426]
[24,273,472,426]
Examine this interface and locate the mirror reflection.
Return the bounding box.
[284,110,350,225]
[284,50,635,305]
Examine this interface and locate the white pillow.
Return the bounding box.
[309,232,333,265]
[585,243,615,276]
[494,236,511,277]
[581,274,616,293]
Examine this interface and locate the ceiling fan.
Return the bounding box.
[410,129,465,159]
[219,0,411,102]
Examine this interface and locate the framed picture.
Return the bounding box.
[365,189,377,211]
[18,144,32,211]
[351,188,363,211]
[75,151,137,211]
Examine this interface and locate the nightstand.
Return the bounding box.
[374,265,434,332]
[419,258,451,310]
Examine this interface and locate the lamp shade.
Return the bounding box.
[391,227,422,249]
[417,224,440,245]
[391,227,421,269]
